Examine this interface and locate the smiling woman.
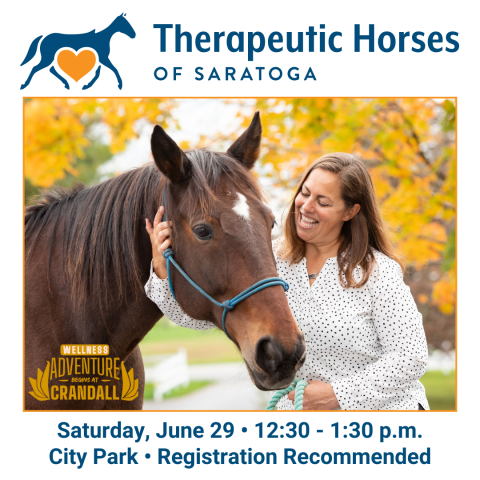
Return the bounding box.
[281,153,400,289]
[274,153,428,410]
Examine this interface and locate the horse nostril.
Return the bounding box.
[295,338,306,370]
[255,336,284,375]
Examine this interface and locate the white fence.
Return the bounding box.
[143,348,190,401]
[427,350,455,374]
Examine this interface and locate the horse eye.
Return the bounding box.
[193,225,212,240]
[271,219,277,230]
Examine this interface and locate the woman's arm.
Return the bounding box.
[144,263,215,330]
[144,207,215,331]
[329,257,428,410]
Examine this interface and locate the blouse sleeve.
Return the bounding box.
[144,262,215,330]
[330,257,428,409]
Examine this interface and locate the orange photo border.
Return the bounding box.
[23,96,458,413]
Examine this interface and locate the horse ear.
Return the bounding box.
[151,125,192,183]
[227,111,262,170]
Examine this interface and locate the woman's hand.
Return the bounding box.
[145,206,172,280]
[287,380,340,410]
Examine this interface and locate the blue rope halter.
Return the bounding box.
[160,190,289,340]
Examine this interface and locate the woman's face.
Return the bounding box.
[294,168,359,247]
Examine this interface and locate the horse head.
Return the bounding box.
[150,113,306,391]
[113,13,136,39]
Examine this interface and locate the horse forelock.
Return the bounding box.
[179,149,266,217]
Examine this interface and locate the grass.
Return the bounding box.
[144,380,213,400]
[421,370,456,410]
[140,317,241,364]
[141,319,456,409]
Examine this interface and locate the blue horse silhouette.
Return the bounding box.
[20,13,135,90]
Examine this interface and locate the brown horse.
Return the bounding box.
[24,113,306,410]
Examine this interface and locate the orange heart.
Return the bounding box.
[57,50,96,82]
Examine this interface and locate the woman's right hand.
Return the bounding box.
[145,206,172,280]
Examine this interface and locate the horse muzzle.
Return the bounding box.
[245,334,306,391]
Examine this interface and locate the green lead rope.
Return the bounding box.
[266,378,309,410]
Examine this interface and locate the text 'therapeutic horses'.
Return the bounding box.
[20,13,135,90]
[24,113,306,410]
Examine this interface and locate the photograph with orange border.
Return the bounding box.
[23,97,456,412]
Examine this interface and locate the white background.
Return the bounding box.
[3,0,478,478]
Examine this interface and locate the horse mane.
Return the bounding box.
[25,165,162,317]
[25,151,265,316]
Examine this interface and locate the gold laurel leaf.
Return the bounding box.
[40,361,50,399]
[29,364,49,401]
[125,368,135,398]
[124,378,139,401]
[121,361,130,399]
[121,365,139,401]
[28,391,48,401]
[124,391,139,402]
[29,376,43,398]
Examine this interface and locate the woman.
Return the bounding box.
[145,153,429,410]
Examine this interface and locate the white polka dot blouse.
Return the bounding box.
[145,248,429,410]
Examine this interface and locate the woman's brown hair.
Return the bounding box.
[277,153,403,288]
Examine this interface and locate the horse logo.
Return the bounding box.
[20,13,135,90]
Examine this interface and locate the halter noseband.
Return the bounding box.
[161,189,289,340]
